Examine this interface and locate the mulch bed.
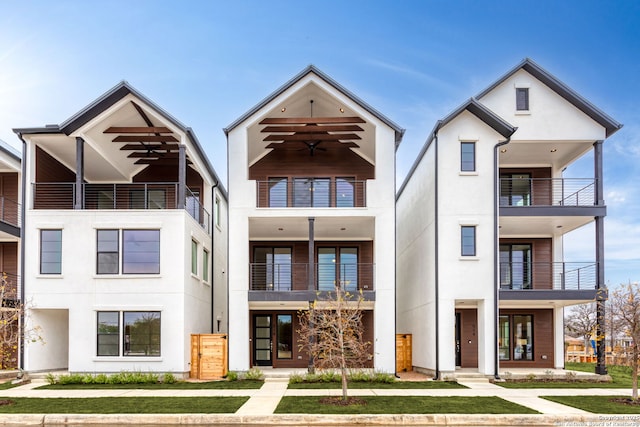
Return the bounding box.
[319,396,367,406]
[610,397,640,406]
[0,400,14,406]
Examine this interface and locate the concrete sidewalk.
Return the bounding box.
[0,377,634,426]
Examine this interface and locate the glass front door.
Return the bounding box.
[253,315,272,366]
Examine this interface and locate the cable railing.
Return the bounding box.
[0,197,21,228]
[499,178,596,207]
[256,179,367,208]
[249,262,375,291]
[500,262,597,290]
[32,182,210,233]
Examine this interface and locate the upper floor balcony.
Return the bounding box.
[256,178,366,208]
[249,262,374,292]
[32,182,210,233]
[499,177,596,207]
[0,197,21,237]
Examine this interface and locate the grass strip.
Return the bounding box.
[566,362,633,387]
[0,382,17,390]
[289,381,465,389]
[542,395,640,414]
[37,380,263,390]
[497,362,632,389]
[275,396,539,414]
[0,396,248,414]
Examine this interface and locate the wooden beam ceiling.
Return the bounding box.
[103,126,172,134]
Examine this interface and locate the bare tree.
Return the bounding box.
[609,281,640,400]
[0,274,43,369]
[297,287,371,401]
[565,302,597,354]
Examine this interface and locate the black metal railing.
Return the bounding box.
[256,179,367,208]
[32,182,210,232]
[249,262,374,291]
[500,262,597,290]
[499,178,596,207]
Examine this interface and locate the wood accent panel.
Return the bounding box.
[112,135,178,143]
[262,125,364,133]
[120,144,179,151]
[501,238,552,289]
[104,126,172,133]
[500,167,552,205]
[0,243,18,276]
[260,117,365,124]
[500,309,554,368]
[456,309,478,368]
[0,173,19,224]
[35,146,75,183]
[264,133,361,142]
[249,146,374,180]
[133,165,203,204]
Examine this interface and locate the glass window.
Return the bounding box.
[339,248,358,291]
[461,142,475,172]
[336,178,355,207]
[500,244,532,289]
[461,226,476,256]
[277,314,293,359]
[252,247,292,290]
[268,178,288,208]
[129,189,166,209]
[203,249,209,282]
[186,189,201,223]
[122,230,160,274]
[317,248,336,291]
[215,196,221,226]
[97,312,120,356]
[191,240,198,275]
[513,315,533,360]
[293,178,330,207]
[498,315,510,361]
[500,174,531,206]
[123,311,161,356]
[97,230,119,274]
[516,87,529,111]
[40,229,62,274]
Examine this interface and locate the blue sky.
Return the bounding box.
[0,0,638,287]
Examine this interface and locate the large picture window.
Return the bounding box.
[96,311,160,357]
[40,229,62,274]
[123,230,160,274]
[499,314,533,361]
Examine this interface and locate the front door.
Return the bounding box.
[253,315,272,366]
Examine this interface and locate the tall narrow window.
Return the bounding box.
[317,247,337,291]
[97,229,119,274]
[97,312,120,356]
[215,196,221,227]
[276,314,293,359]
[500,244,532,289]
[123,311,161,356]
[40,229,62,274]
[202,249,210,282]
[461,226,476,256]
[122,230,160,274]
[498,315,510,361]
[191,240,198,275]
[516,88,529,111]
[460,142,475,172]
[268,178,288,208]
[513,315,533,360]
[339,247,358,291]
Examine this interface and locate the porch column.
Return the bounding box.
[308,217,315,291]
[177,144,186,209]
[74,137,84,210]
[594,140,607,375]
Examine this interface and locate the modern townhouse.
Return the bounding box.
[396,59,622,377]
[14,82,227,375]
[0,140,21,369]
[225,66,403,372]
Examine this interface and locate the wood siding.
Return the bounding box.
[36,146,75,183]
[500,308,554,369]
[0,173,19,225]
[0,243,18,276]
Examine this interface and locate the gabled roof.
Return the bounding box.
[224,65,405,147]
[0,139,21,162]
[13,81,226,198]
[397,98,516,199]
[476,58,623,137]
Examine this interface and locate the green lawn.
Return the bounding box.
[275,396,539,414]
[37,380,263,390]
[496,362,632,389]
[288,381,465,389]
[0,396,248,414]
[0,382,17,390]
[542,395,640,414]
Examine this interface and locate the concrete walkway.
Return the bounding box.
[0,377,634,426]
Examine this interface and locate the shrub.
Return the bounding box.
[288,373,304,384]
[162,373,176,384]
[244,367,264,381]
[373,371,395,383]
[57,374,84,385]
[226,371,238,381]
[45,373,56,385]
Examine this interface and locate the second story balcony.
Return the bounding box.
[0,196,21,229]
[256,178,366,208]
[32,182,210,233]
[249,262,374,292]
[500,261,596,292]
[499,177,596,207]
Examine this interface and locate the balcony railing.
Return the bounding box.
[1,273,21,306]
[499,178,596,207]
[500,262,596,291]
[249,262,374,291]
[0,197,21,228]
[256,179,366,208]
[32,182,210,233]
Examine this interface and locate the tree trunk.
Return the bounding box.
[633,346,638,401]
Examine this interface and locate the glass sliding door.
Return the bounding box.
[500,244,532,289]
[317,248,336,291]
[500,173,531,206]
[339,248,358,291]
[253,247,292,290]
[293,178,330,207]
[317,247,358,291]
[268,178,287,207]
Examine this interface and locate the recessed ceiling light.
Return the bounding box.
[556,225,563,228]
[340,227,346,231]
[500,149,507,153]
[278,227,284,231]
[281,107,286,112]
[339,107,345,113]
[550,148,557,152]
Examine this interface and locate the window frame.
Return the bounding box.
[460,142,476,172]
[97,311,120,356]
[122,229,161,275]
[461,226,476,257]
[499,314,534,361]
[123,311,161,357]
[96,229,120,275]
[202,248,210,282]
[516,87,530,111]
[40,229,62,275]
[276,314,293,360]
[191,239,198,276]
[214,196,221,227]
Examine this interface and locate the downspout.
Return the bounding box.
[17,132,27,371]
[493,136,511,380]
[211,181,219,333]
[433,128,440,380]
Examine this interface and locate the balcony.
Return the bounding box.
[499,178,596,207]
[500,262,596,291]
[249,262,374,292]
[0,197,21,228]
[256,178,366,208]
[32,182,210,233]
